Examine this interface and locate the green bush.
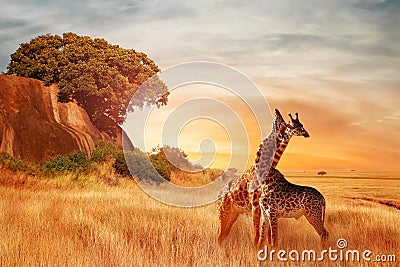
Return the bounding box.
[90,141,119,163]
[67,151,91,171]
[0,142,175,185]
[149,153,171,182]
[90,141,168,183]
[90,141,130,176]
[112,149,130,176]
[123,149,166,184]
[43,155,67,172]
[44,151,90,173]
[0,152,36,174]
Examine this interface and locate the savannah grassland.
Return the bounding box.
[0,166,399,267]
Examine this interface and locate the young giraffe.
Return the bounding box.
[256,114,328,248]
[257,168,329,248]
[217,110,309,245]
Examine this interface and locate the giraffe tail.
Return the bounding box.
[322,202,326,224]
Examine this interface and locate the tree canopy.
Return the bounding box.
[7,32,168,135]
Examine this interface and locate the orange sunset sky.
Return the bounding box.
[1,1,399,171]
[126,78,400,172]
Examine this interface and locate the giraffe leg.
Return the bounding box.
[217,200,230,244]
[252,205,261,246]
[258,219,271,249]
[257,203,272,248]
[266,220,272,246]
[217,201,239,245]
[304,207,329,245]
[219,212,239,245]
[269,214,278,247]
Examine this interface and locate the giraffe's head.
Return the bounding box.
[288,112,309,138]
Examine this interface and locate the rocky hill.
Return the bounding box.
[0,75,113,162]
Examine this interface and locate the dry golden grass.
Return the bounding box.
[169,168,223,187]
[0,168,399,266]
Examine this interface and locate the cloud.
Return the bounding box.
[385,115,400,120]
[349,114,400,126]
[1,0,399,75]
[349,121,369,126]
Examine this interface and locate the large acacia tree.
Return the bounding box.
[7,32,168,135]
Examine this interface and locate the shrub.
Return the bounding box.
[44,155,68,172]
[0,142,177,185]
[0,152,37,174]
[90,141,119,163]
[152,145,202,171]
[149,153,171,182]
[44,151,90,173]
[123,149,166,184]
[90,141,130,176]
[112,149,130,176]
[91,142,170,183]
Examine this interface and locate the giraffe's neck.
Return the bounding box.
[248,111,287,192]
[253,133,275,187]
[254,124,288,182]
[271,128,293,168]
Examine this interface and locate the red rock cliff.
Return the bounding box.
[0,75,111,162]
